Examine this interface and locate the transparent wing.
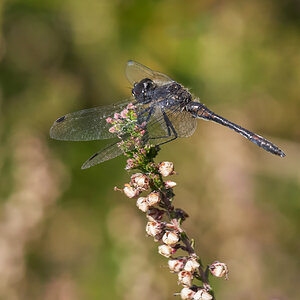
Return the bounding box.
[140,102,197,144]
[165,110,197,138]
[81,140,123,169]
[126,60,173,86]
[50,101,130,141]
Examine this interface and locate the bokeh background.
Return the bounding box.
[0,0,299,299]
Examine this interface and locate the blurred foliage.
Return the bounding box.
[0,0,299,299]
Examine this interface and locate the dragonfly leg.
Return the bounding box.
[147,108,178,146]
[137,106,152,124]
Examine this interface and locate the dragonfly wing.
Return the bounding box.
[138,103,194,146]
[50,101,130,141]
[81,140,124,169]
[126,60,173,86]
[141,101,197,138]
[166,110,197,138]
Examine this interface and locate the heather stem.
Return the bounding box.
[109,103,228,299]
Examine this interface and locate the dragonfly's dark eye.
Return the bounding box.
[141,78,154,90]
[132,78,155,103]
[132,82,143,96]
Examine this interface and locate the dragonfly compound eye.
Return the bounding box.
[133,78,155,103]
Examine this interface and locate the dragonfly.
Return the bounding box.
[50,60,285,169]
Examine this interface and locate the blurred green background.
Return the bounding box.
[0,0,299,299]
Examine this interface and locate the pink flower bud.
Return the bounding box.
[127,103,135,110]
[120,109,129,118]
[209,261,229,279]
[158,161,174,177]
[147,191,161,206]
[131,173,149,190]
[136,197,149,212]
[125,158,135,170]
[180,287,195,300]
[184,257,200,273]
[158,244,174,258]
[113,113,119,119]
[168,257,187,273]
[106,117,113,123]
[165,180,177,188]
[108,126,116,133]
[194,289,213,300]
[146,221,164,237]
[162,231,179,246]
[178,271,193,287]
[146,207,165,222]
[123,184,140,198]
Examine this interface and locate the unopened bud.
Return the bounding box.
[178,271,193,286]
[131,173,149,190]
[194,289,213,300]
[120,108,129,118]
[127,103,135,110]
[158,161,174,177]
[125,158,135,170]
[165,180,177,188]
[123,184,140,198]
[180,287,195,300]
[147,191,161,206]
[145,221,164,237]
[168,257,187,273]
[162,231,179,246]
[136,197,149,212]
[105,117,113,124]
[146,207,165,221]
[184,257,200,273]
[158,244,174,258]
[108,126,116,133]
[209,261,229,279]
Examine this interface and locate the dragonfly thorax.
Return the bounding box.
[133,78,192,108]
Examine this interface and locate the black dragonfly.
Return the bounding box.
[50,60,285,169]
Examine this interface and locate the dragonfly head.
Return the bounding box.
[132,78,156,104]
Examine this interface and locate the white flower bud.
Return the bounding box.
[194,289,213,300]
[131,173,149,190]
[178,271,193,287]
[158,244,174,258]
[168,257,187,273]
[145,221,164,237]
[158,161,174,177]
[209,261,228,279]
[147,191,161,206]
[180,287,195,300]
[136,197,149,212]
[184,257,200,273]
[162,231,179,246]
[165,180,177,188]
[123,184,140,198]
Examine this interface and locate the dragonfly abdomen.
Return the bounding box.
[186,102,285,157]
